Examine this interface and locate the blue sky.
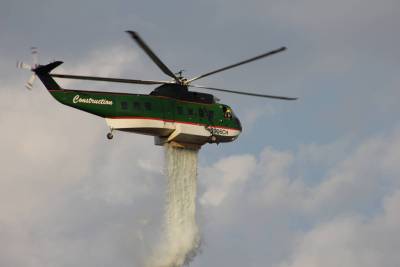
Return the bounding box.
[1,0,400,266]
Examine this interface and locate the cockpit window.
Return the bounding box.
[222,106,233,119]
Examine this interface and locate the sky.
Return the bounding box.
[1,0,400,266]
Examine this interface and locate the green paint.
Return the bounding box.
[49,89,242,130]
[35,62,241,131]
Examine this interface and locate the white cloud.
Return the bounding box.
[307,128,400,216]
[200,154,256,207]
[279,190,400,267]
[240,104,276,131]
[198,125,400,266]
[67,45,138,75]
[54,44,148,89]
[3,3,400,265]
[254,147,307,210]
[0,43,165,266]
[6,71,394,266]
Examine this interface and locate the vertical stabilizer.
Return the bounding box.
[34,61,64,90]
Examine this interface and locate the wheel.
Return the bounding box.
[211,135,217,142]
[107,132,113,140]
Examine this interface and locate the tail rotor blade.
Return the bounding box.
[25,74,36,90]
[31,47,38,66]
[17,61,32,70]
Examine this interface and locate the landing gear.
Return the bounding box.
[207,135,218,144]
[107,128,114,140]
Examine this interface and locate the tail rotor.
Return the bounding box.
[17,47,40,90]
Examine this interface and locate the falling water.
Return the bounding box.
[147,144,200,267]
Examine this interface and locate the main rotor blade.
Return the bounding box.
[188,47,287,83]
[51,73,174,85]
[189,84,297,100]
[126,31,180,83]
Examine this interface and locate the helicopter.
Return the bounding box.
[18,31,297,149]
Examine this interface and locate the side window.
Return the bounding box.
[198,108,204,118]
[187,108,193,116]
[208,110,214,121]
[177,106,183,115]
[145,102,152,111]
[121,101,128,110]
[133,101,141,110]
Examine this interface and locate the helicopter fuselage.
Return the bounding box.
[48,88,241,148]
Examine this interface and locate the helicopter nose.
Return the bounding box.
[236,118,242,131]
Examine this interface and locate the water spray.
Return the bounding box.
[148,144,200,267]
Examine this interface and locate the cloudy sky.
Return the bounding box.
[1,0,400,266]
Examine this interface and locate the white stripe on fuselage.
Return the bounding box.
[105,117,241,144]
